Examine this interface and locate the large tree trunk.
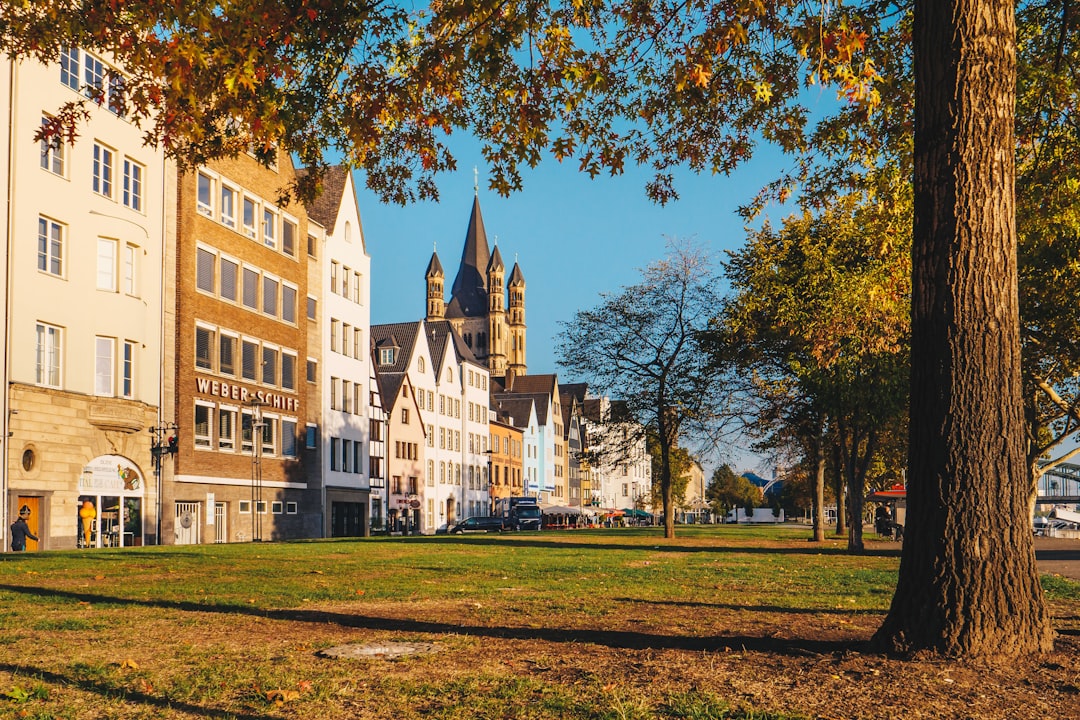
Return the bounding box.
[873,0,1053,657]
[832,444,847,536]
[812,440,826,542]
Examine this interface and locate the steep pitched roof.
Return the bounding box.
[298,165,351,235]
[488,244,505,272]
[376,371,407,411]
[561,382,589,404]
[495,391,550,425]
[508,261,526,287]
[448,194,491,318]
[370,321,423,373]
[425,319,481,370]
[508,373,558,396]
[492,396,537,430]
[426,251,444,278]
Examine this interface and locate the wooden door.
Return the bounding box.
[15,496,41,551]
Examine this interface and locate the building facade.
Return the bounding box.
[2,51,169,551]
[170,150,315,543]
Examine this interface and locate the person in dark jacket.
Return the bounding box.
[10,506,38,551]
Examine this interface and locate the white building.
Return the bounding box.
[305,167,372,536]
[1,50,169,549]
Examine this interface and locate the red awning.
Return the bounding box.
[867,484,906,501]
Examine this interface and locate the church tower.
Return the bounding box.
[506,260,526,383]
[427,187,526,382]
[425,250,445,320]
[487,245,507,378]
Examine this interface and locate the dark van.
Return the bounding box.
[449,516,505,534]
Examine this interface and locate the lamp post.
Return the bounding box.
[148,422,178,545]
[483,449,494,515]
[248,400,269,542]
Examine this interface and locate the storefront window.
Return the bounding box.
[77,455,145,548]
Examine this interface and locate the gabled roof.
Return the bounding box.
[508,373,558,396]
[448,195,491,318]
[298,165,355,237]
[488,244,505,272]
[492,396,537,431]
[371,322,423,374]
[561,382,589,404]
[426,319,481,370]
[494,391,550,426]
[376,371,407,411]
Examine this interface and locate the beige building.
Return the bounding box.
[1,51,170,550]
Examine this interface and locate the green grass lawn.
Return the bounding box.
[0,525,1075,719]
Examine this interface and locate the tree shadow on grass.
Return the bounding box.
[0,662,273,720]
[613,597,888,616]
[0,583,860,658]
[394,535,903,558]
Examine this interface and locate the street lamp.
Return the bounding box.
[483,449,494,515]
[248,400,269,542]
[148,421,178,545]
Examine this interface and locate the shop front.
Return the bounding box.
[76,455,146,548]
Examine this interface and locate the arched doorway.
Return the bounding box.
[77,455,145,548]
[445,496,457,525]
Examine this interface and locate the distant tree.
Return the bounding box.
[558,241,732,539]
[706,466,760,521]
[710,194,910,552]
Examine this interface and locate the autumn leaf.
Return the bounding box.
[753,81,773,103]
[120,659,139,670]
[266,689,300,706]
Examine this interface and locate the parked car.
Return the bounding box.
[448,516,505,534]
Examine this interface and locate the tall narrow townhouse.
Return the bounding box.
[426,321,491,520]
[2,51,170,551]
[367,350,387,530]
[490,398,530,501]
[499,374,565,503]
[371,322,436,531]
[171,149,315,544]
[303,167,372,537]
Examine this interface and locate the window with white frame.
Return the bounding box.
[241,339,258,380]
[194,403,213,447]
[242,196,257,238]
[92,143,114,197]
[241,410,254,452]
[330,261,338,294]
[262,276,278,316]
[354,328,363,360]
[83,53,105,100]
[330,376,339,410]
[220,257,238,302]
[220,184,236,228]
[195,326,214,370]
[342,439,352,472]
[261,416,275,454]
[281,419,297,457]
[306,295,316,320]
[282,218,296,256]
[123,158,143,211]
[239,500,251,514]
[242,266,258,309]
[330,319,339,354]
[35,322,61,387]
[94,336,114,396]
[306,358,316,383]
[60,47,80,90]
[286,502,298,514]
[219,407,236,450]
[40,116,64,175]
[196,247,215,293]
[281,352,296,390]
[281,284,296,324]
[121,340,135,398]
[218,333,236,377]
[262,207,277,249]
[197,172,213,216]
[341,266,351,299]
[123,244,137,296]
[256,501,268,514]
[262,346,278,385]
[37,217,63,277]
[272,501,283,514]
[96,238,117,291]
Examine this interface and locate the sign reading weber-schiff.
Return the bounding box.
[195,377,299,412]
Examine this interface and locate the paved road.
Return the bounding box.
[1035,536,1080,581]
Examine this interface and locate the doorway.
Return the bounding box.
[14,496,41,551]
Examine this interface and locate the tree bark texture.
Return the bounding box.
[813,436,826,542]
[874,0,1053,656]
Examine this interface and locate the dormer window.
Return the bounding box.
[379,347,395,365]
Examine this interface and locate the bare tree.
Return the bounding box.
[558,240,732,538]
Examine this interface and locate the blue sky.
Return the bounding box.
[353,143,790,472]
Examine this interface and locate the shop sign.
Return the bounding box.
[79,455,144,494]
[195,377,299,412]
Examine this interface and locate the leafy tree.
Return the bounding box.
[712,192,910,552]
[557,241,732,539]
[706,465,760,520]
